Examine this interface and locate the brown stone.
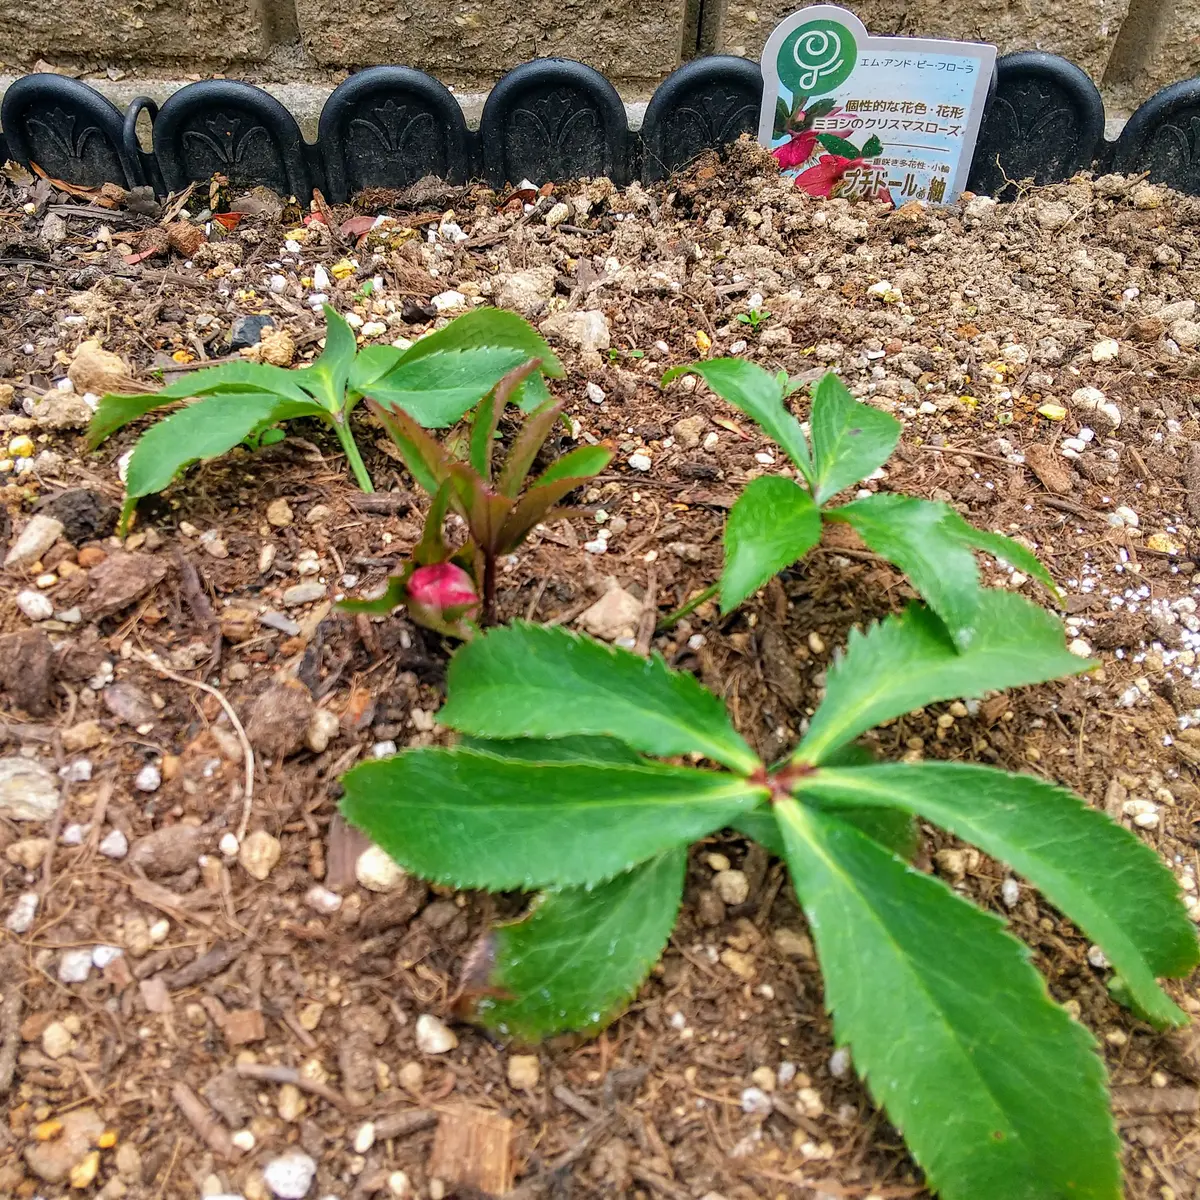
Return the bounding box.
[245,680,315,760]
[1023,443,1074,496]
[0,630,56,716]
[24,1107,104,1184]
[86,552,168,619]
[223,1008,266,1046]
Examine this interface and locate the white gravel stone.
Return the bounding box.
[305,708,340,754]
[353,1122,376,1154]
[263,1151,317,1199]
[627,452,652,472]
[92,944,123,969]
[58,948,94,983]
[828,1047,852,1077]
[134,764,162,793]
[355,844,407,892]
[6,891,39,933]
[1091,338,1120,363]
[585,382,606,404]
[740,1086,773,1116]
[99,828,128,859]
[305,885,343,914]
[312,265,330,291]
[432,290,467,312]
[415,1013,458,1054]
[269,274,288,295]
[17,590,54,621]
[1001,877,1021,908]
[5,514,64,567]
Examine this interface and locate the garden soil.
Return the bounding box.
[3,142,1200,1200]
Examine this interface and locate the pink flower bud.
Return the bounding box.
[407,563,479,614]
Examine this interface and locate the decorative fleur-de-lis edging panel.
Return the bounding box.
[319,67,473,198]
[968,52,1104,198]
[1,74,147,189]
[4,53,1200,205]
[1112,79,1200,197]
[480,60,628,188]
[152,81,312,198]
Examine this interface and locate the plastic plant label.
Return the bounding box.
[758,5,996,206]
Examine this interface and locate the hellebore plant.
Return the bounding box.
[343,359,612,630]
[90,305,563,531]
[660,359,1056,646]
[341,608,1199,1200]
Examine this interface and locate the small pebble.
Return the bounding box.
[7,891,39,932]
[507,1054,540,1090]
[219,832,240,857]
[355,844,406,892]
[1087,945,1110,969]
[92,944,122,969]
[134,763,162,792]
[829,1047,852,1077]
[585,382,605,404]
[232,1129,257,1152]
[269,274,288,295]
[387,1171,412,1199]
[740,1086,773,1116]
[42,1020,75,1059]
[713,869,750,905]
[353,1122,376,1154]
[17,590,54,621]
[415,1013,458,1054]
[263,1151,317,1199]
[239,829,282,881]
[58,947,94,983]
[1001,878,1020,908]
[304,884,343,914]
[371,740,397,759]
[627,452,652,472]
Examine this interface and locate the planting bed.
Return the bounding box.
[3,142,1200,1199]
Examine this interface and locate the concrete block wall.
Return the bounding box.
[0,0,1195,107]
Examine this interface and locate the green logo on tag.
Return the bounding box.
[778,18,857,95]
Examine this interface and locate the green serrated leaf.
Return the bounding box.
[804,98,835,121]
[796,593,1093,765]
[861,134,884,158]
[439,623,761,773]
[734,800,916,862]
[940,509,1059,598]
[369,347,531,428]
[528,444,612,490]
[721,476,821,613]
[340,748,766,890]
[470,850,686,1041]
[149,361,315,404]
[796,762,1199,1026]
[89,391,182,449]
[122,393,305,504]
[817,133,860,158]
[398,306,562,411]
[662,359,813,480]
[457,735,648,765]
[348,345,405,397]
[828,494,983,648]
[809,374,901,504]
[777,799,1121,1200]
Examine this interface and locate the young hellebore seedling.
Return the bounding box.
[342,360,612,632]
[341,606,1199,1200]
[660,359,1057,646]
[90,306,563,532]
